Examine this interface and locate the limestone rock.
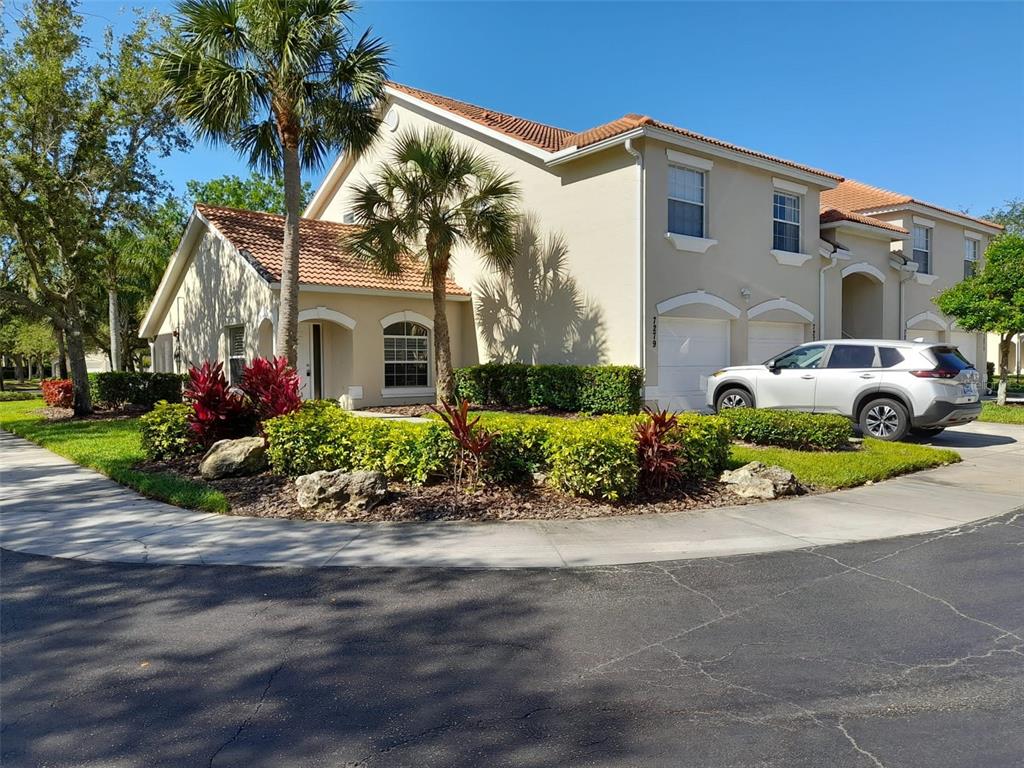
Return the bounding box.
[719,461,802,500]
[199,436,267,480]
[295,469,387,517]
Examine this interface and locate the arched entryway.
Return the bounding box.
[296,307,356,401]
[841,264,885,338]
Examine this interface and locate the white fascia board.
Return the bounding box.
[545,128,645,167]
[138,212,207,338]
[273,282,473,302]
[858,203,1002,235]
[819,220,911,241]
[386,87,555,162]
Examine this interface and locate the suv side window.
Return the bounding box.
[772,345,826,369]
[827,344,876,368]
[877,347,904,368]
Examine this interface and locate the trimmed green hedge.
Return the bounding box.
[139,401,201,460]
[454,363,643,414]
[90,371,185,408]
[719,408,852,451]
[0,391,38,402]
[263,404,732,500]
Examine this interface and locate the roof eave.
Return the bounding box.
[820,219,911,241]
[856,202,1002,234]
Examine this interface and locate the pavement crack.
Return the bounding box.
[207,662,284,767]
[650,564,727,617]
[835,718,888,768]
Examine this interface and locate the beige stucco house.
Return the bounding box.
[140,83,1003,410]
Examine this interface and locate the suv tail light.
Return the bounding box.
[910,369,959,379]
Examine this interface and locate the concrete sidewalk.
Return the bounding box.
[1,422,1021,568]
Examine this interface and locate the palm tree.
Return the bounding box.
[346,127,520,403]
[159,0,389,365]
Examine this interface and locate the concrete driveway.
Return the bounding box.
[2,421,1022,567]
[3,507,1022,767]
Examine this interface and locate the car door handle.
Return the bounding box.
[859,373,875,379]
[800,374,815,380]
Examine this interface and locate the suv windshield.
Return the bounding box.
[930,347,973,371]
[769,345,826,369]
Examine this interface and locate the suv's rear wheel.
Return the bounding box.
[716,387,753,411]
[859,398,910,441]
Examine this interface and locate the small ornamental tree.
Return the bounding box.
[935,233,1024,405]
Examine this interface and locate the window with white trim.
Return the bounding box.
[383,321,429,388]
[772,192,801,253]
[667,166,705,238]
[912,224,932,274]
[963,237,979,279]
[227,325,245,384]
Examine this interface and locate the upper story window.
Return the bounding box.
[667,166,705,238]
[912,224,932,274]
[772,192,801,253]
[963,237,979,279]
[383,321,430,388]
[227,325,245,385]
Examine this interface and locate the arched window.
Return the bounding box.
[383,321,430,387]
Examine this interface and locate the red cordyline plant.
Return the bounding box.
[635,407,683,492]
[429,399,495,492]
[240,356,302,422]
[41,378,74,408]
[183,361,255,446]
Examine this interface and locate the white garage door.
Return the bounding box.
[657,317,729,411]
[908,328,942,344]
[747,321,805,365]
[950,331,978,364]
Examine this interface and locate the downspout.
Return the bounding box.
[818,246,839,341]
[889,250,917,340]
[624,138,645,374]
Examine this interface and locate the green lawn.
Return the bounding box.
[0,399,227,512]
[978,402,1024,425]
[729,438,960,489]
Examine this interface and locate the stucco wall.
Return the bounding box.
[312,97,639,367]
[642,138,829,385]
[154,229,276,370]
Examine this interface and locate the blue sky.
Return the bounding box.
[42,1,1024,214]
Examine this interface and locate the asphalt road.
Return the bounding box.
[2,510,1023,768]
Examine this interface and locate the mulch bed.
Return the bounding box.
[139,455,753,523]
[43,404,148,421]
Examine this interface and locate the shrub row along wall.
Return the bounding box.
[718,407,852,451]
[454,364,643,415]
[89,372,185,407]
[258,402,732,500]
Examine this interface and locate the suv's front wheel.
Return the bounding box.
[859,398,910,441]
[715,387,753,411]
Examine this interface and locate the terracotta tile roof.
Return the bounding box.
[389,82,843,181]
[196,205,468,296]
[387,82,573,152]
[822,180,1002,230]
[820,208,909,235]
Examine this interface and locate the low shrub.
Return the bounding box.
[635,408,682,492]
[546,416,639,500]
[719,408,851,451]
[92,371,184,407]
[183,361,255,446]
[263,401,453,484]
[40,378,73,408]
[455,363,643,414]
[0,391,38,402]
[140,401,200,460]
[473,412,559,484]
[431,400,495,490]
[670,413,732,480]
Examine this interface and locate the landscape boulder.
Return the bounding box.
[295,469,388,517]
[719,461,803,500]
[199,436,267,480]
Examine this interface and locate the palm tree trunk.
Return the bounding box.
[54,325,69,378]
[108,287,122,372]
[430,260,456,404]
[276,142,302,366]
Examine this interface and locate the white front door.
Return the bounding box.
[747,321,806,365]
[656,317,730,411]
[296,323,323,400]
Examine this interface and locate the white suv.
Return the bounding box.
[706,339,982,441]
